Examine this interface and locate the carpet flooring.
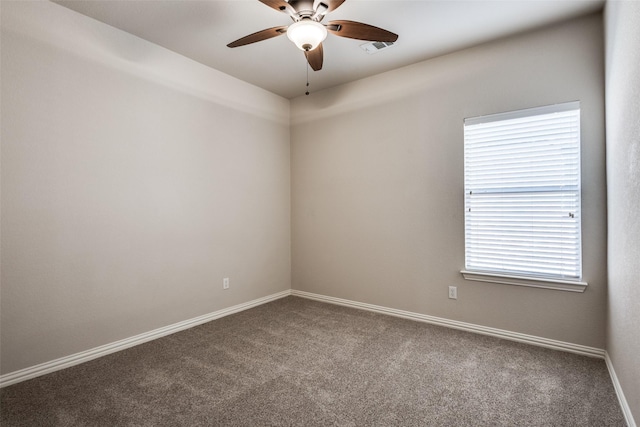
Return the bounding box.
[0,296,626,426]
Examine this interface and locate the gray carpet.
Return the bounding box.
[0,296,626,426]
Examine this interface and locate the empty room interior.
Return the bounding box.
[1,0,638,425]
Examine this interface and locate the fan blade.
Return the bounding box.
[327,20,398,42]
[227,26,287,48]
[324,0,346,12]
[259,0,295,14]
[305,43,323,71]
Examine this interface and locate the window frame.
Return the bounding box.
[461,102,587,292]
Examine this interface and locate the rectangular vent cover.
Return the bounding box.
[360,41,395,54]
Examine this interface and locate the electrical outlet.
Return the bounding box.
[448,286,457,299]
[223,277,230,290]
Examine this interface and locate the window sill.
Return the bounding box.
[460,270,587,293]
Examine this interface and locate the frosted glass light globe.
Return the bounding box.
[287,20,327,51]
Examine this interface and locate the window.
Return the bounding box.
[462,102,586,292]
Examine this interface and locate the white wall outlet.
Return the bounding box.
[223,277,230,290]
[448,286,457,299]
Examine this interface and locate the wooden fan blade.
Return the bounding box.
[304,43,324,71]
[258,0,295,14]
[227,26,287,48]
[324,0,346,12]
[327,20,398,42]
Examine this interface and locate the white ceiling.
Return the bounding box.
[53,0,604,99]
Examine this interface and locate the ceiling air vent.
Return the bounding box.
[360,41,395,55]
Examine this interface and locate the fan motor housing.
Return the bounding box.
[288,0,316,18]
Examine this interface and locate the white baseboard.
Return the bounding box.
[291,289,606,359]
[0,290,292,388]
[605,352,637,427]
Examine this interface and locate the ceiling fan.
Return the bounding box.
[227,0,398,72]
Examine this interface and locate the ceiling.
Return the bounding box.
[53,0,604,99]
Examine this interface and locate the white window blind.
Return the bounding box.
[464,102,582,281]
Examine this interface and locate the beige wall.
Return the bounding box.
[605,1,640,423]
[291,14,607,348]
[0,1,291,374]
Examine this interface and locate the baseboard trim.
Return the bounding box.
[0,290,292,388]
[291,290,606,359]
[605,352,637,427]
[2,289,613,392]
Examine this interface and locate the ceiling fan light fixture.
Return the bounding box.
[287,19,327,51]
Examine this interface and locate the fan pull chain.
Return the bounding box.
[305,61,310,96]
